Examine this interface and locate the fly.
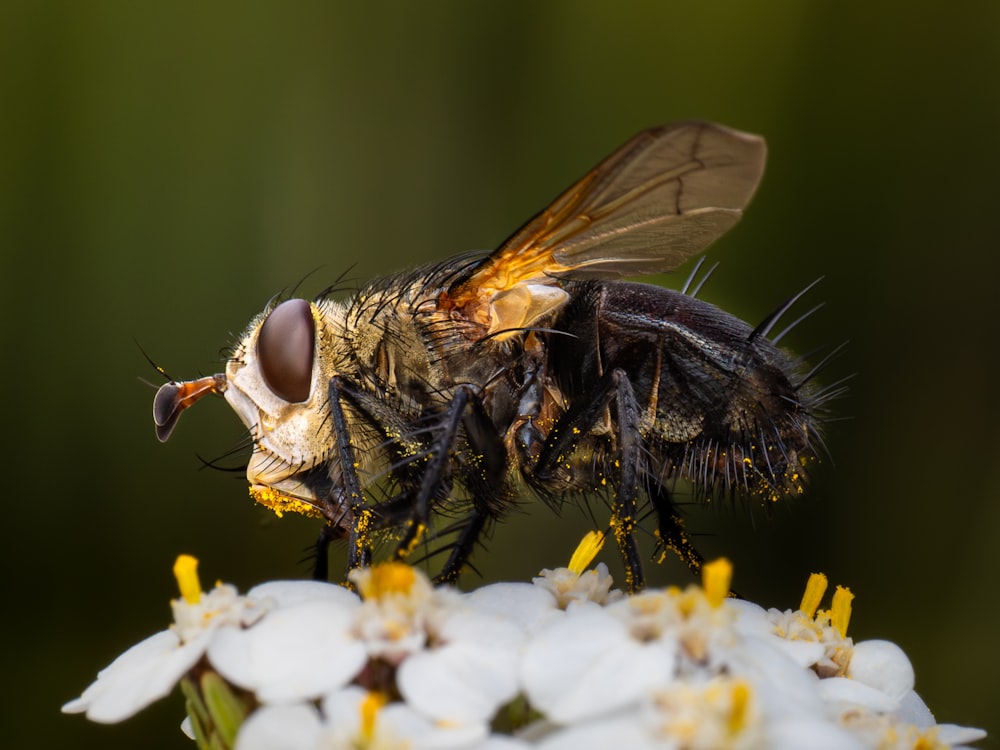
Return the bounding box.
[153,121,837,592]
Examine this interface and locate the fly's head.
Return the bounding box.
[154,297,349,520]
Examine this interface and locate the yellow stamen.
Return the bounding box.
[727,680,751,736]
[799,573,828,618]
[702,558,732,608]
[567,531,606,574]
[359,690,388,741]
[173,554,202,605]
[357,563,417,600]
[830,585,854,637]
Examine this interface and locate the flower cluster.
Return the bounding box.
[63,539,985,749]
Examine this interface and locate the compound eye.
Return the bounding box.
[257,299,315,403]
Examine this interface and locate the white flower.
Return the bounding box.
[531,531,623,608]
[521,558,738,724]
[761,573,855,677]
[235,686,491,750]
[346,563,525,725]
[349,562,450,663]
[63,549,987,750]
[61,555,266,723]
[757,575,917,714]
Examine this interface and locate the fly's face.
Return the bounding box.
[227,298,334,489]
[155,297,348,519]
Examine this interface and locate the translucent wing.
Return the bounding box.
[446,121,766,321]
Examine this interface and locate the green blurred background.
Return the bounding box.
[3,1,998,746]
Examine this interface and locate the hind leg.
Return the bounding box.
[532,368,647,592]
[648,485,705,579]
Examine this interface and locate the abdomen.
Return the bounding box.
[549,281,822,502]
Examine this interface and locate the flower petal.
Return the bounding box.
[934,723,988,746]
[208,600,366,703]
[380,702,488,748]
[398,641,519,723]
[535,714,652,750]
[765,717,868,750]
[247,580,360,610]
[893,690,935,727]
[465,582,559,633]
[63,629,210,723]
[816,676,898,713]
[845,639,913,704]
[234,703,324,750]
[521,606,677,723]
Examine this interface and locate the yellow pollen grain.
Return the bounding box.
[249,486,323,520]
[173,554,202,605]
[830,585,854,637]
[799,573,828,618]
[567,531,606,574]
[356,508,374,533]
[702,558,732,608]
[399,524,427,557]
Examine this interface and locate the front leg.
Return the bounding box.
[321,379,508,584]
[389,385,472,557]
[326,376,374,574]
[392,384,508,578]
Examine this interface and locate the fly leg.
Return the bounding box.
[533,368,647,592]
[432,512,490,584]
[325,376,374,575]
[321,378,506,584]
[432,389,508,584]
[392,384,508,580]
[311,524,339,581]
[649,485,705,579]
[322,376,460,579]
[389,385,476,559]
